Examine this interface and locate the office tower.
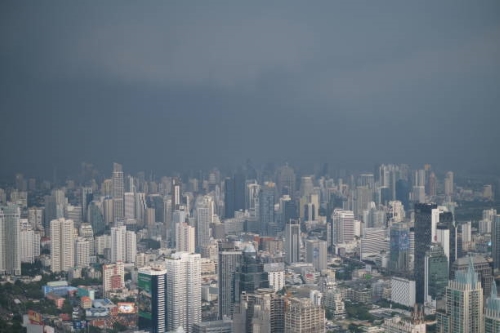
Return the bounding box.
[171,177,182,211]
[102,261,125,295]
[88,201,105,235]
[103,197,114,224]
[112,163,125,221]
[424,244,448,304]
[135,192,147,227]
[147,194,165,225]
[111,226,136,263]
[224,172,245,218]
[299,176,314,198]
[305,239,327,271]
[414,203,437,304]
[427,172,437,197]
[282,197,298,228]
[246,182,260,212]
[492,215,500,271]
[354,186,372,219]
[444,171,454,197]
[124,192,135,220]
[75,237,90,267]
[451,255,493,300]
[277,164,296,197]
[395,179,411,211]
[485,282,500,333]
[360,228,388,260]
[285,220,301,264]
[138,267,167,333]
[258,182,275,236]
[172,208,187,247]
[81,187,93,222]
[236,244,269,299]
[50,218,75,272]
[196,196,213,251]
[232,288,285,333]
[176,222,195,253]
[218,242,242,319]
[462,221,472,243]
[284,297,325,333]
[389,223,410,273]
[436,257,484,333]
[264,263,285,292]
[437,210,457,271]
[331,209,355,247]
[166,252,201,332]
[0,204,21,275]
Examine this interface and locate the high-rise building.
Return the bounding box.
[492,215,500,271]
[20,227,39,264]
[112,163,125,220]
[395,179,411,212]
[44,189,67,233]
[81,187,93,222]
[75,237,90,267]
[424,244,448,305]
[166,252,201,332]
[414,203,437,304]
[195,196,213,251]
[285,220,301,264]
[451,255,493,300]
[0,204,21,275]
[50,218,75,273]
[176,222,196,253]
[236,244,269,299]
[124,192,135,220]
[218,242,242,319]
[306,239,327,271]
[88,201,105,235]
[284,297,325,333]
[277,164,296,197]
[138,267,167,333]
[111,226,136,263]
[259,182,275,236]
[224,173,246,219]
[263,263,285,293]
[331,209,354,247]
[102,262,125,294]
[444,171,454,197]
[436,257,484,333]
[389,223,410,273]
[485,282,500,333]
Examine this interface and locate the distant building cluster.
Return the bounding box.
[1,162,500,332]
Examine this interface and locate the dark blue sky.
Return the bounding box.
[1,1,499,178]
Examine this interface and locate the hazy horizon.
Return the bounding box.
[2,1,500,179]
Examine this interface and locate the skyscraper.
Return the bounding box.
[138,267,167,333]
[176,222,196,253]
[306,239,327,271]
[50,218,75,273]
[111,226,136,263]
[331,209,354,248]
[414,203,437,304]
[0,204,21,275]
[195,196,213,251]
[259,182,275,236]
[285,220,301,264]
[166,252,201,332]
[492,215,500,271]
[389,223,410,273]
[436,257,484,333]
[485,282,500,333]
[444,171,454,197]
[218,242,242,319]
[112,163,125,220]
[424,244,448,305]
[277,164,296,197]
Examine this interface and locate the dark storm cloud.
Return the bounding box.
[1,1,500,179]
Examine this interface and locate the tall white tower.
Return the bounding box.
[112,163,124,220]
[50,218,75,272]
[166,252,201,332]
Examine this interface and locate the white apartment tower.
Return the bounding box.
[50,218,75,272]
[176,222,196,254]
[166,252,201,332]
[111,226,136,263]
[332,209,355,246]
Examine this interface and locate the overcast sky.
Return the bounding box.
[1,1,499,178]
